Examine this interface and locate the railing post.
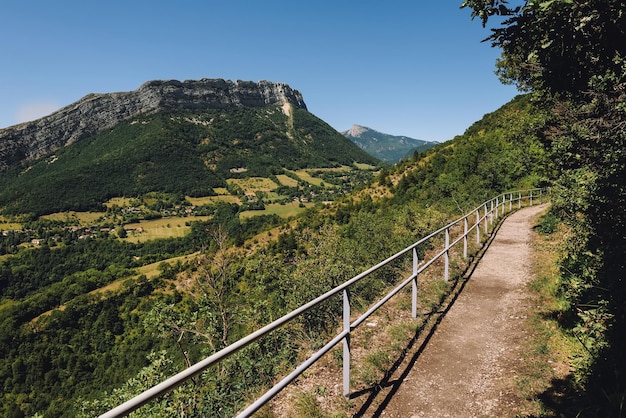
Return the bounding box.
[490,200,494,225]
[530,190,534,206]
[509,192,512,211]
[476,209,480,244]
[484,203,488,235]
[444,227,450,281]
[463,216,468,259]
[412,248,418,319]
[343,289,351,398]
[518,191,522,209]
[539,189,543,204]
[501,195,505,216]
[495,196,499,220]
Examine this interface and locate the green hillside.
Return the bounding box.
[390,94,550,209]
[0,106,377,216]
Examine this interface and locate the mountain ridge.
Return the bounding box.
[342,124,438,163]
[0,79,307,171]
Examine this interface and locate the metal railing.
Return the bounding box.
[101,188,546,418]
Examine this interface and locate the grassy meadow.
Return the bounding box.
[123,216,211,243]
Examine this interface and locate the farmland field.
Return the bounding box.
[275,174,299,187]
[353,162,378,170]
[186,195,242,206]
[123,216,211,243]
[227,177,279,194]
[290,170,326,187]
[104,197,135,208]
[0,216,22,231]
[239,201,314,219]
[41,211,106,225]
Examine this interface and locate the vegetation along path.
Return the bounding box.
[366,203,550,417]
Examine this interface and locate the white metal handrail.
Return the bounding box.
[101,188,546,418]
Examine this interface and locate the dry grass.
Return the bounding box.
[41,211,106,225]
[239,201,313,219]
[186,195,241,206]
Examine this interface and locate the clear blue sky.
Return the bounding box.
[0,1,519,143]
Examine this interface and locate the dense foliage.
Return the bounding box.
[464,0,626,414]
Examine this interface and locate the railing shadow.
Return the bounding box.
[350,212,508,417]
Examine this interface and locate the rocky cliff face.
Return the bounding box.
[0,79,307,170]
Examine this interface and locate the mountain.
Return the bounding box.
[0,79,307,170]
[0,79,378,215]
[342,124,437,163]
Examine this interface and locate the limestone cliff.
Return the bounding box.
[0,79,307,170]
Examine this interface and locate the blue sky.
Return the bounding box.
[0,1,519,143]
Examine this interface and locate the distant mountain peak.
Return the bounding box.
[346,124,369,137]
[342,125,438,163]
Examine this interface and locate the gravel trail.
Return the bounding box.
[365,203,549,417]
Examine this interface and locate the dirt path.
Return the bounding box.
[362,203,549,417]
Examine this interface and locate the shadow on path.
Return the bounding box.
[351,212,509,417]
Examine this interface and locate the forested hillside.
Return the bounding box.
[389,94,549,209]
[0,105,376,216]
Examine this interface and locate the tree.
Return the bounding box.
[462,0,626,96]
[116,225,127,238]
[462,0,626,414]
[194,225,238,348]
